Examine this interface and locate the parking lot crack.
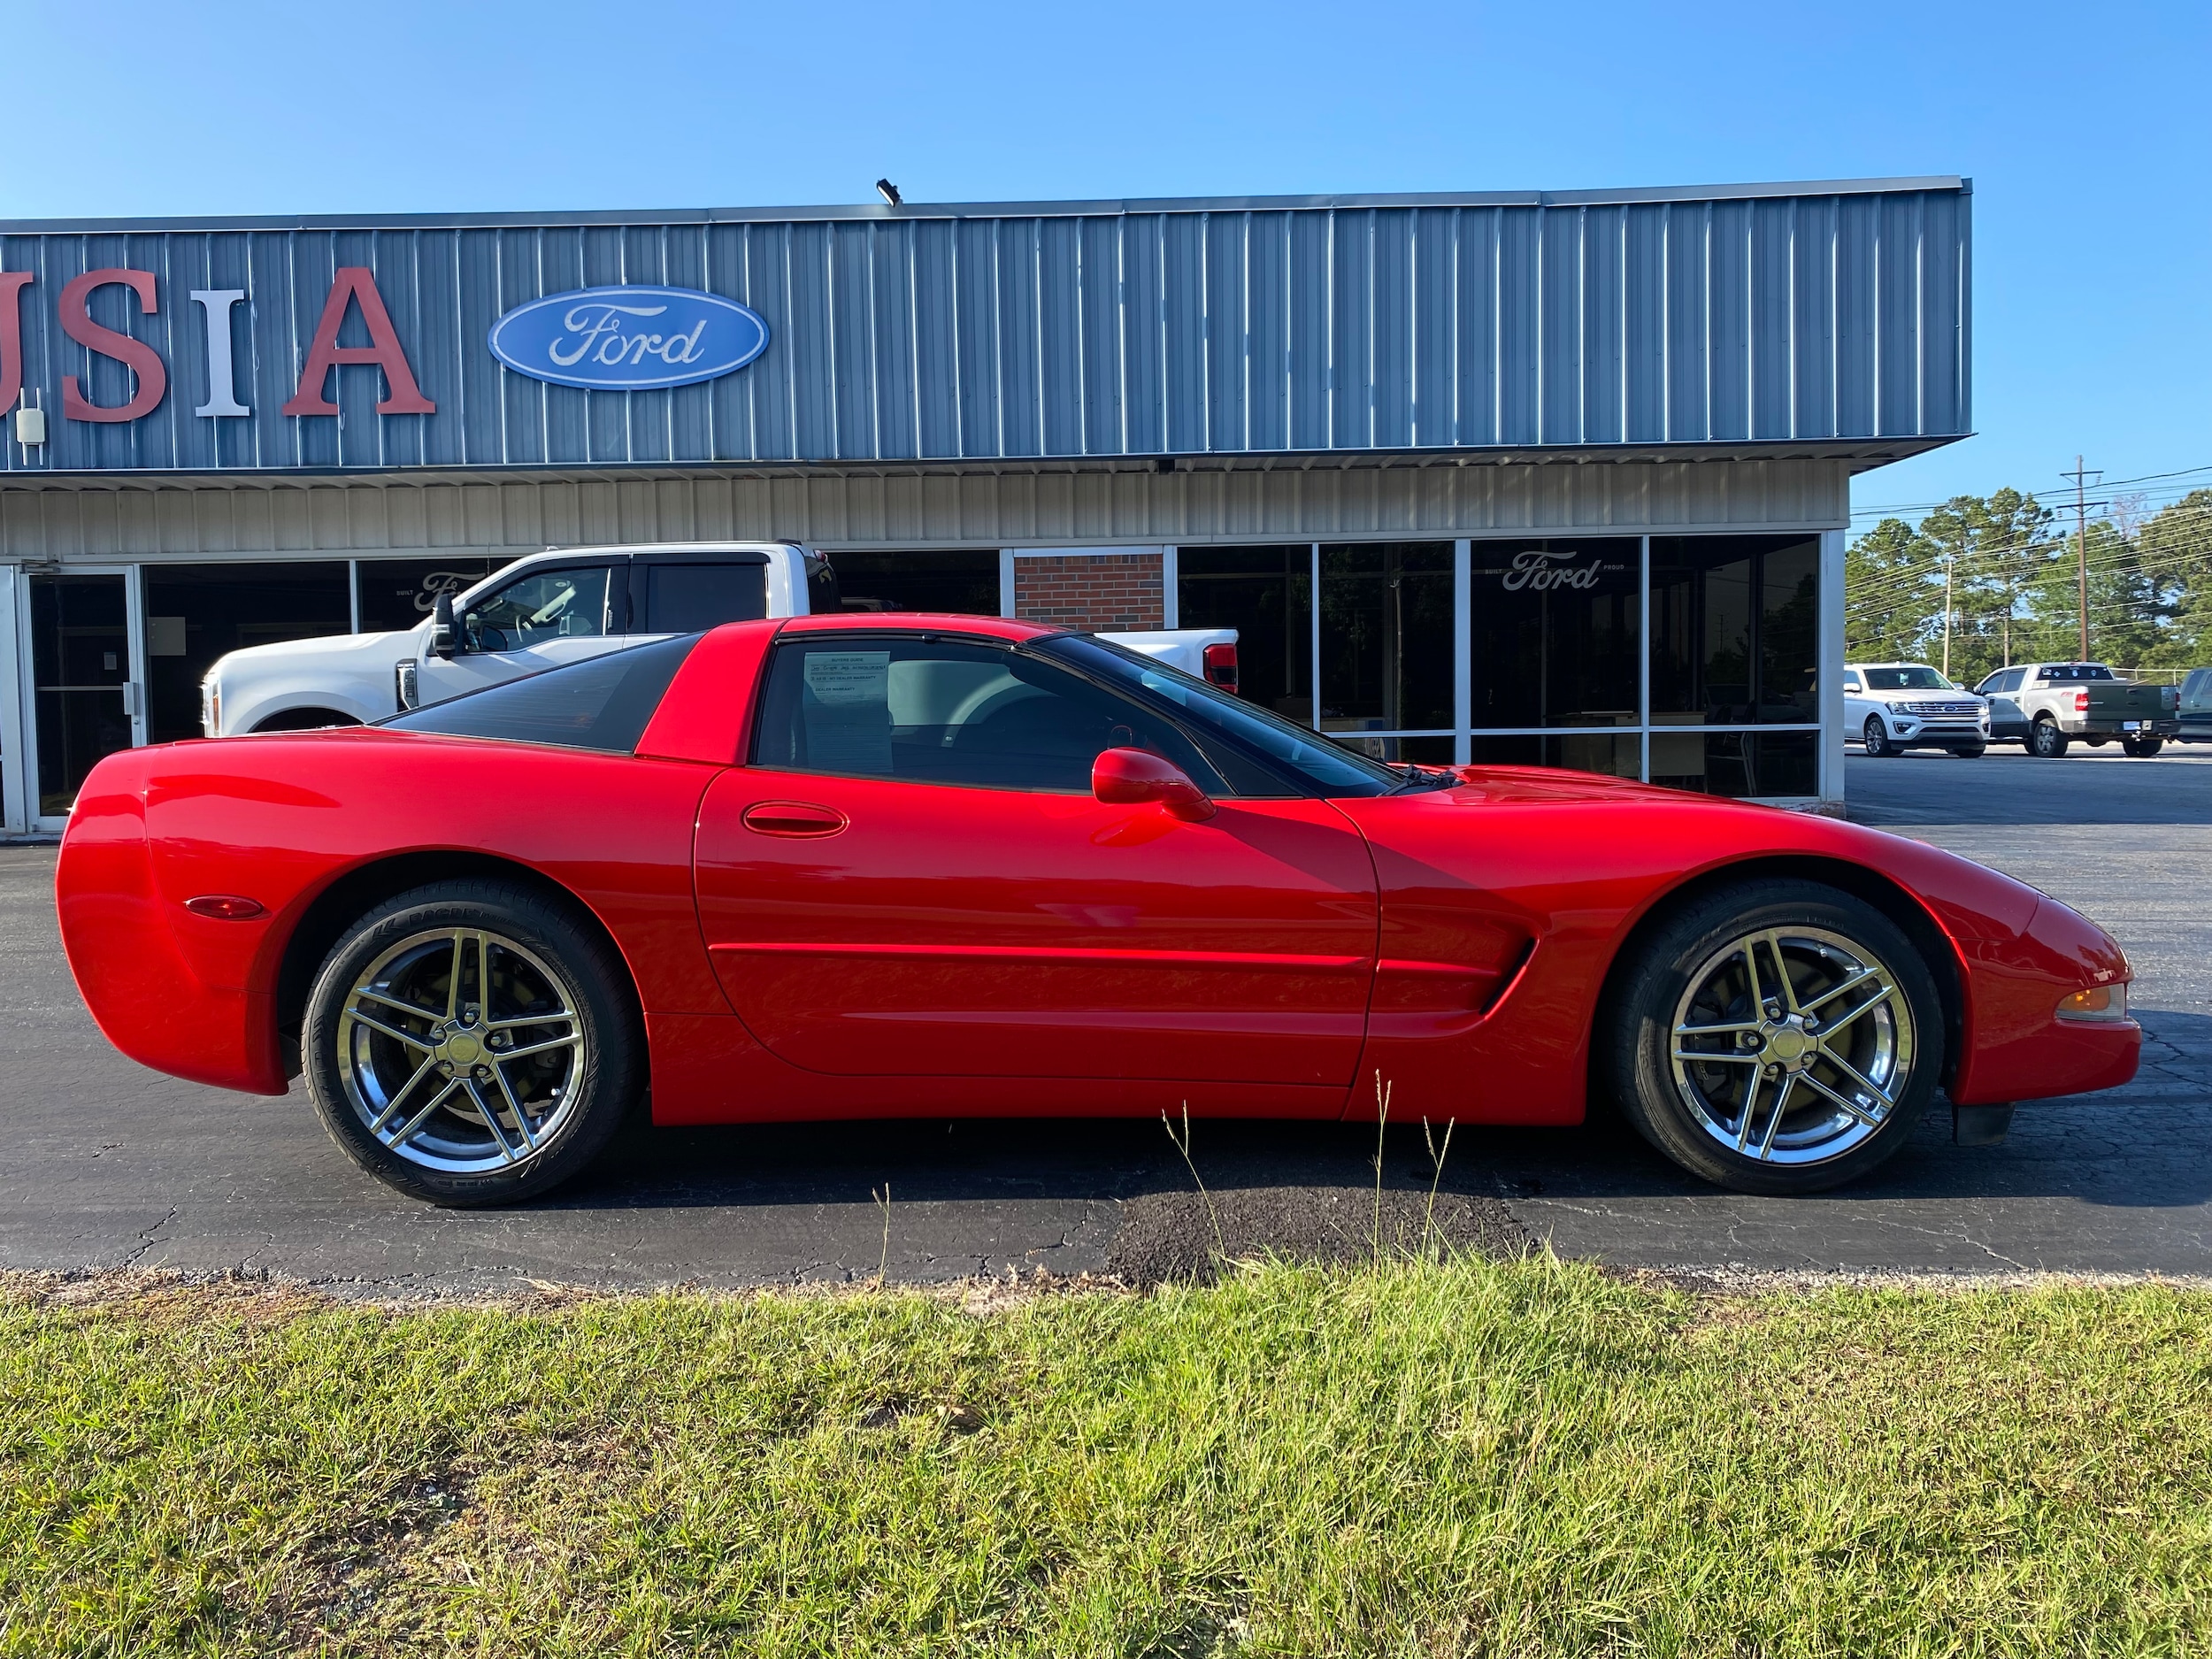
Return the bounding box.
[1863,1214,2028,1271]
[118,1206,179,1268]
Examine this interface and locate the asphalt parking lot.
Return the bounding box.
[3,742,2207,1294]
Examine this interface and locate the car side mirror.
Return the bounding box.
[430,591,460,659]
[1092,747,1214,822]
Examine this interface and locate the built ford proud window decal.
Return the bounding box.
[487,286,770,391]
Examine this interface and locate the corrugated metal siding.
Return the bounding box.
[0,457,1851,558]
[0,186,1967,475]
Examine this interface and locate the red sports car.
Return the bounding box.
[57,615,2139,1206]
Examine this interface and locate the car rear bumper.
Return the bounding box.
[55,755,289,1096]
[2058,718,2180,736]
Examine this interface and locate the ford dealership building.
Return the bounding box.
[0,178,1970,834]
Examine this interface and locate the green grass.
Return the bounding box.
[2,1263,2209,1657]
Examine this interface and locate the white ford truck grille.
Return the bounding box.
[1902,700,1982,716]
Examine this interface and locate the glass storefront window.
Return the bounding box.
[1467,733,1640,779]
[142,563,351,745]
[1650,535,1820,725]
[827,549,1002,617]
[1176,545,1313,724]
[1647,730,1817,797]
[1318,541,1453,734]
[357,557,507,635]
[1466,538,1640,728]
[30,575,132,818]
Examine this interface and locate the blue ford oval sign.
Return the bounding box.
[487,286,770,391]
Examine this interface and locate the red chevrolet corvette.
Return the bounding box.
[57,615,2139,1206]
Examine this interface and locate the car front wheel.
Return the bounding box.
[1605,880,1945,1195]
[2029,718,2070,758]
[1861,716,1896,757]
[303,880,642,1206]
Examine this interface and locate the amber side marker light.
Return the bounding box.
[184,895,266,921]
[2056,984,2129,1022]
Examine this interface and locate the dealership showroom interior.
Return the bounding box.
[0,177,1970,834]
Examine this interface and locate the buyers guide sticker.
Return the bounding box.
[802,651,892,772]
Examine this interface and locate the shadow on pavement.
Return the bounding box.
[529,1008,2212,1228]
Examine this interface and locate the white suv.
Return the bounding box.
[1843,664,1990,758]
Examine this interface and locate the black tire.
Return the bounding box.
[302,880,643,1206]
[1603,879,1945,1195]
[2029,718,2070,758]
[1952,745,1986,758]
[2085,735,2110,748]
[2123,736,2164,758]
[1861,716,1896,758]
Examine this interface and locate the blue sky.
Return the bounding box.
[4,0,2203,529]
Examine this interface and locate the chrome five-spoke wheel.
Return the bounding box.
[336,926,587,1172]
[1607,879,1945,1194]
[1670,926,1915,1166]
[304,881,641,1205]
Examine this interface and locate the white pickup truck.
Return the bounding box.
[201,542,1238,735]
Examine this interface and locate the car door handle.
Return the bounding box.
[741,802,849,837]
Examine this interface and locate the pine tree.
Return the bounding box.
[1844,518,1938,664]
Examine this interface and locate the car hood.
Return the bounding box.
[210,626,420,674]
[1440,764,1737,806]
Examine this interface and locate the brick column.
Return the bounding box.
[1012,551,1164,631]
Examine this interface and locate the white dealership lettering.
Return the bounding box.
[1499,549,1607,592]
[545,303,710,372]
[189,289,250,419]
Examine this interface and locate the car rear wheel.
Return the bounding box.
[1861,716,1896,757]
[1604,880,1945,1195]
[303,880,642,1206]
[2029,718,2070,758]
[2123,736,2164,757]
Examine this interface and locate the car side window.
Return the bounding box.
[641,563,767,634]
[753,635,1227,795]
[465,567,613,651]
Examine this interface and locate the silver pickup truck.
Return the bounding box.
[1971,661,2181,757]
[2179,667,2212,744]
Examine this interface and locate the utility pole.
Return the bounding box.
[1941,541,1955,679]
[2061,456,2100,660]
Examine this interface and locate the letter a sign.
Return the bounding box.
[282,268,436,417]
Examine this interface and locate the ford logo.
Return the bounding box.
[487,285,770,391]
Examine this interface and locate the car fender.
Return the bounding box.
[1333,779,2125,1126]
[227,688,388,733]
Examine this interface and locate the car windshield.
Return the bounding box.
[1861,666,1955,691]
[1036,634,1431,796]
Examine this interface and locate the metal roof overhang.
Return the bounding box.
[0,178,1969,237]
[0,435,1958,493]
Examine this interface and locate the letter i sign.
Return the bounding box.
[281,269,436,417]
